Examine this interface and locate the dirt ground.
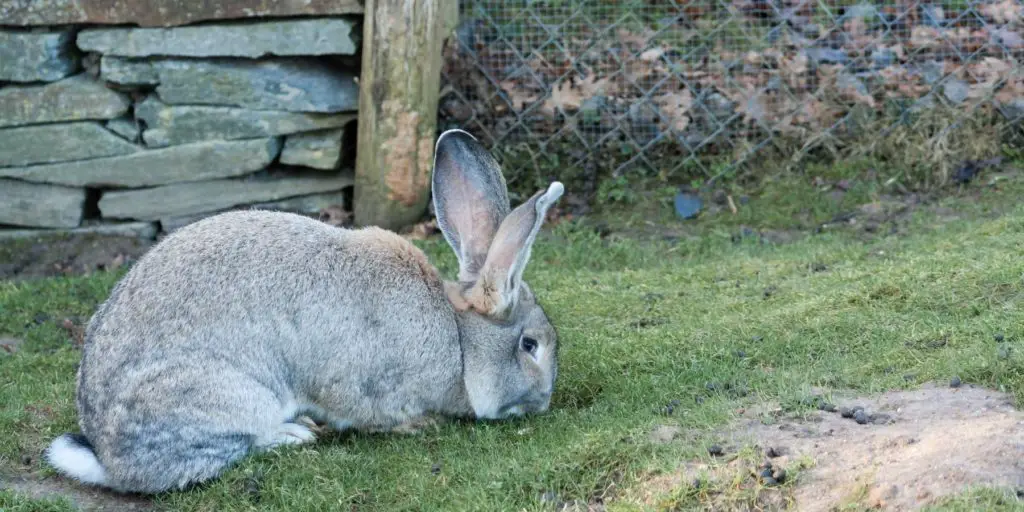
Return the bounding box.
[1,472,154,511]
[632,382,1024,511]
[0,234,155,281]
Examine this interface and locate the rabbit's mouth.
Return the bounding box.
[497,396,551,418]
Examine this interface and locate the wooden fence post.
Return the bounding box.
[353,0,456,230]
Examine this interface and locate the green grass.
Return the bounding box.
[1,173,1023,510]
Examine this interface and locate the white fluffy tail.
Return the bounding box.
[46,433,108,487]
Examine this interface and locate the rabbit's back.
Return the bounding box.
[77,210,468,442]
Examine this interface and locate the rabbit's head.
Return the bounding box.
[432,129,564,420]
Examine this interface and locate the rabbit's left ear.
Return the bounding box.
[431,130,511,283]
[461,181,564,318]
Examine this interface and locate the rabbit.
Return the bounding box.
[44,129,565,495]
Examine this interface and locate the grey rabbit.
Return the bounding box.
[45,129,564,494]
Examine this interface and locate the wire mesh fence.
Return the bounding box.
[438,0,1024,194]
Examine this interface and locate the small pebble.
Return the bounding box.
[871,413,892,425]
[854,410,869,424]
[708,444,724,456]
[950,376,962,388]
[839,407,854,418]
[772,468,787,482]
[994,333,1005,342]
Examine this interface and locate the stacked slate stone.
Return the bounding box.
[0,17,361,238]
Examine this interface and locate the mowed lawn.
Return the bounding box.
[1,172,1023,511]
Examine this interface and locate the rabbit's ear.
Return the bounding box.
[432,129,512,282]
[462,181,564,318]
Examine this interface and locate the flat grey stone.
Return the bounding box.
[100,56,158,85]
[0,179,85,228]
[0,221,158,240]
[78,18,358,58]
[106,117,141,142]
[0,138,281,188]
[154,58,359,113]
[160,191,348,233]
[135,96,355,147]
[0,74,130,128]
[101,170,354,220]
[280,128,346,170]
[0,122,139,167]
[0,0,363,28]
[0,28,79,82]
[252,191,349,213]
[943,79,970,104]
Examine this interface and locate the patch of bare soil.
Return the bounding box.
[1,472,153,511]
[631,382,1024,511]
[0,234,154,281]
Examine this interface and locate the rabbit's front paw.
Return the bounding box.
[258,421,318,449]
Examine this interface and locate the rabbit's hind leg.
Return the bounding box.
[87,366,301,494]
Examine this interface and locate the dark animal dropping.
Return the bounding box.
[854,410,869,424]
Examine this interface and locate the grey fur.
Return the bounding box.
[44,129,563,495]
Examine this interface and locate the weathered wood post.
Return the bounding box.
[353,0,457,230]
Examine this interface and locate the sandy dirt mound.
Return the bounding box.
[736,383,1024,510]
[634,382,1024,511]
[626,382,1024,511]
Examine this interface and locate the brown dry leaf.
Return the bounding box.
[0,337,21,355]
[781,52,810,90]
[575,73,616,98]
[969,57,1013,100]
[910,26,941,49]
[60,318,86,348]
[995,78,1024,104]
[107,254,126,272]
[541,79,584,117]
[981,0,1022,24]
[616,28,653,49]
[654,90,694,132]
[878,67,929,99]
[499,79,540,111]
[726,84,767,125]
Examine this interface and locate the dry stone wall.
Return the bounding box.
[0,9,362,239]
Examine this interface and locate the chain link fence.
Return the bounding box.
[438,0,1024,195]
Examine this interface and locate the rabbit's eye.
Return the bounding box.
[520,336,538,355]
